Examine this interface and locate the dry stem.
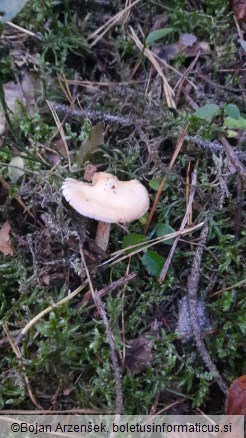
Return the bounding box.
[80,245,123,416]
[188,223,228,396]
[159,162,197,282]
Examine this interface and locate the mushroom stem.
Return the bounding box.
[95,221,111,251]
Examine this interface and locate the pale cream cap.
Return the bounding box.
[62,172,149,223]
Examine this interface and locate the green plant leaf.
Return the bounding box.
[149,178,164,191]
[146,28,173,46]
[142,250,165,276]
[224,116,246,130]
[224,104,240,120]
[195,104,220,122]
[156,223,175,245]
[122,233,147,252]
[0,0,29,23]
[138,212,148,224]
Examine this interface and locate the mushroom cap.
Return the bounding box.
[62,172,149,223]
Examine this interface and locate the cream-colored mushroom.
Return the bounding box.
[62,172,149,251]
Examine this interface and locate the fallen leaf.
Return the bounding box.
[8,156,25,183]
[231,0,246,21]
[76,122,104,166]
[179,33,197,47]
[217,376,246,438]
[83,163,97,182]
[0,222,13,256]
[125,335,154,374]
[63,385,75,396]
[154,33,209,61]
[226,375,246,415]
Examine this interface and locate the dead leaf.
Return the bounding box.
[154,33,209,61]
[76,122,104,166]
[8,156,25,183]
[84,163,97,182]
[0,222,13,256]
[226,375,246,415]
[217,376,246,438]
[231,0,246,21]
[54,138,67,158]
[179,33,197,47]
[125,335,154,374]
[63,385,75,396]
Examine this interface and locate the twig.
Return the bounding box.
[210,278,246,298]
[129,26,176,109]
[186,135,246,161]
[49,101,134,126]
[77,272,136,308]
[185,135,224,153]
[144,123,189,234]
[46,100,72,172]
[87,0,141,47]
[80,245,123,417]
[235,176,243,239]
[187,223,228,396]
[3,324,42,409]
[95,294,123,417]
[159,163,197,282]
[6,22,42,40]
[100,223,204,269]
[219,135,246,180]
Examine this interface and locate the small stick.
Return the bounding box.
[159,163,197,282]
[219,135,246,180]
[144,123,189,234]
[3,324,42,409]
[49,101,134,126]
[235,176,243,239]
[6,22,42,40]
[80,245,123,416]
[77,272,136,308]
[188,223,228,396]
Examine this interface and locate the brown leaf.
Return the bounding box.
[226,375,246,415]
[76,122,104,166]
[231,0,246,21]
[84,163,97,182]
[125,335,154,374]
[216,376,246,438]
[0,222,13,256]
[154,34,209,62]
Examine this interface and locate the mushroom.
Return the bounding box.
[62,172,149,251]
